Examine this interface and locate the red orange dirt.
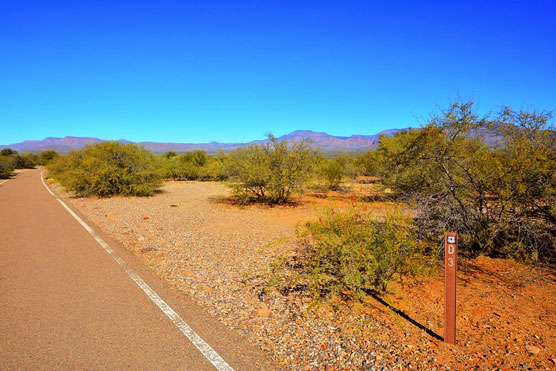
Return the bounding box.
[355,256,556,370]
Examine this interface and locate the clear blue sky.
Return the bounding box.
[1,1,554,144]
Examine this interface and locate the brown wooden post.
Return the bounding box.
[444,232,457,345]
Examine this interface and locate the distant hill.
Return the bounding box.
[0,136,105,154]
[268,129,408,151]
[0,129,408,154]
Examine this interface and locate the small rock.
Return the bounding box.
[255,307,271,317]
[525,345,540,355]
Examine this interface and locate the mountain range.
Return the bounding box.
[0,129,408,154]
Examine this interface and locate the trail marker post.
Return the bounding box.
[444,232,457,345]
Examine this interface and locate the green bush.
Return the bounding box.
[182,150,207,167]
[158,156,198,180]
[17,155,36,169]
[0,157,14,178]
[357,150,382,176]
[227,134,316,204]
[22,153,39,167]
[0,148,36,169]
[158,151,231,182]
[162,151,178,159]
[319,158,344,190]
[38,150,59,165]
[378,99,556,263]
[199,154,230,181]
[47,142,162,197]
[158,150,208,180]
[0,149,15,156]
[289,208,432,303]
[334,153,362,179]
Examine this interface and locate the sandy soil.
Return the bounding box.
[60,180,556,370]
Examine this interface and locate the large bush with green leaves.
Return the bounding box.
[378,100,556,263]
[158,151,201,180]
[227,134,316,204]
[0,148,36,170]
[357,150,382,176]
[277,208,432,303]
[199,153,230,181]
[47,142,162,197]
[0,157,14,178]
[38,150,59,165]
[158,150,230,181]
[321,153,364,189]
[318,158,344,190]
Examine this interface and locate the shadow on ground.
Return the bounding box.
[370,293,444,341]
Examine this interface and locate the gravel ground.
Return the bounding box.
[60,181,556,371]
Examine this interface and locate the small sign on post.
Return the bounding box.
[445,232,457,345]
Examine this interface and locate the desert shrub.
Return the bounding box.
[158,150,208,180]
[23,153,39,167]
[182,150,207,167]
[319,158,344,190]
[0,149,35,169]
[199,154,230,181]
[38,150,59,165]
[47,141,162,197]
[287,208,432,303]
[357,149,382,176]
[17,155,36,169]
[159,156,197,180]
[162,151,177,159]
[335,153,361,178]
[227,134,316,204]
[157,155,176,179]
[378,99,556,263]
[0,157,14,178]
[158,151,230,181]
[314,153,366,191]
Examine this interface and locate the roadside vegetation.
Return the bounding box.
[377,101,556,264]
[226,134,316,204]
[272,208,434,305]
[42,99,555,305]
[37,99,555,371]
[0,159,14,178]
[271,99,555,305]
[315,153,361,192]
[47,141,161,197]
[157,150,230,181]
[0,148,59,178]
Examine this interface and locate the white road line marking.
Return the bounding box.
[40,171,234,371]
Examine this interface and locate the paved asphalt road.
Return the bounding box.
[0,169,277,370]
